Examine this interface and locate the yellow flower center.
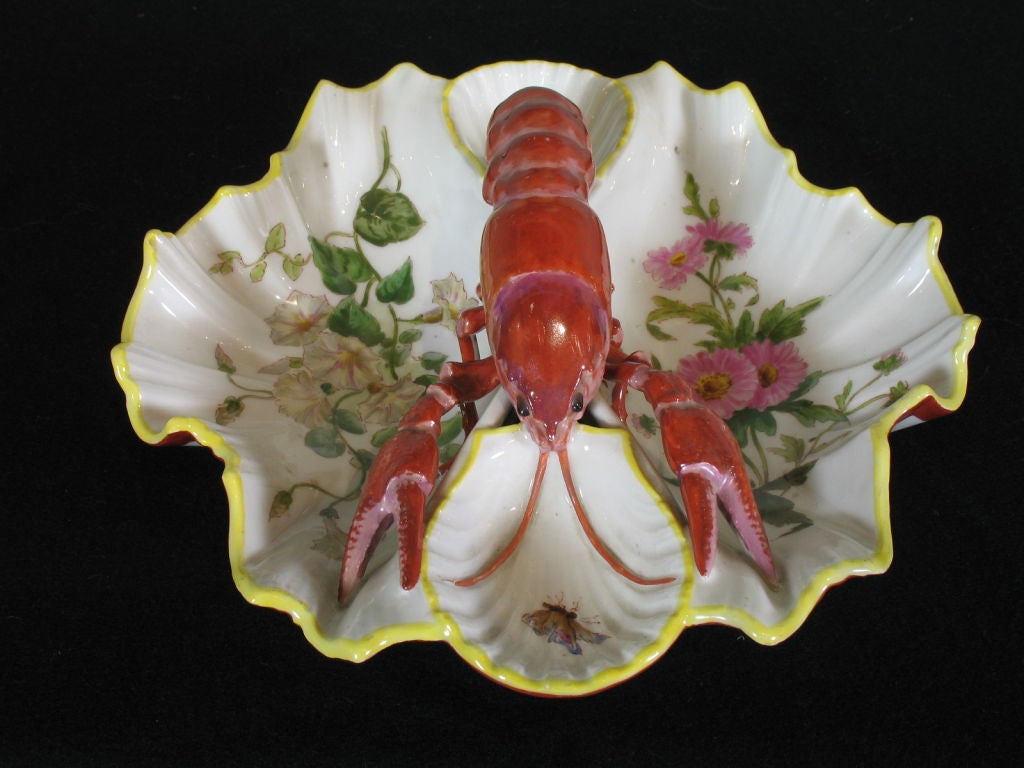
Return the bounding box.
[757,364,779,388]
[669,251,689,266]
[695,373,732,401]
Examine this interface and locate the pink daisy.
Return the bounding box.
[643,236,708,289]
[675,348,758,419]
[685,218,754,259]
[741,340,809,410]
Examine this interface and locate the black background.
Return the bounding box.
[4,1,1022,765]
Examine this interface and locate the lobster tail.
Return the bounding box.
[483,87,596,205]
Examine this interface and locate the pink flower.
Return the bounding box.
[675,348,758,419]
[685,218,754,259]
[741,340,809,410]
[643,236,708,289]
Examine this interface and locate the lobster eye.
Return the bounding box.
[571,392,585,413]
[516,396,531,418]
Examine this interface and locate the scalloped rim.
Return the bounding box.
[421,423,696,697]
[111,60,979,685]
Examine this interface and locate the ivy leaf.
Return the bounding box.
[282,256,303,281]
[304,428,345,458]
[310,237,374,295]
[381,342,411,369]
[419,351,447,373]
[328,298,385,346]
[331,409,365,434]
[354,189,425,246]
[375,257,415,304]
[264,223,286,253]
[350,449,376,472]
[756,297,825,343]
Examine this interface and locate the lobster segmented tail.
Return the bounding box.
[483,87,596,206]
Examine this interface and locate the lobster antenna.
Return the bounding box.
[454,450,550,587]
[557,450,675,586]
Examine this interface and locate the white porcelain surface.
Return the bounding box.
[113,61,977,696]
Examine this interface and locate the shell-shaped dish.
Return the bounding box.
[113,61,978,696]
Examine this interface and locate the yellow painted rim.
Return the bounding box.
[112,60,979,688]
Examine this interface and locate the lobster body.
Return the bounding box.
[337,88,776,604]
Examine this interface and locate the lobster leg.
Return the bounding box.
[607,342,777,586]
[338,356,500,604]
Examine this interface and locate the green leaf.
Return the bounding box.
[250,261,267,282]
[766,434,806,464]
[777,400,847,428]
[439,443,462,465]
[727,407,777,445]
[304,428,345,458]
[419,350,447,373]
[646,322,675,341]
[375,258,415,304]
[354,189,425,246]
[382,343,411,368]
[264,223,286,253]
[214,344,237,374]
[834,380,854,410]
[331,409,365,434]
[413,374,438,387]
[282,256,303,281]
[438,416,463,446]
[647,297,726,331]
[682,172,707,221]
[754,487,814,529]
[735,309,756,347]
[217,250,241,262]
[719,273,759,293]
[371,426,398,447]
[756,296,825,343]
[787,370,823,401]
[328,298,385,346]
[399,328,423,344]
[350,449,376,472]
[310,238,374,295]
[708,197,720,219]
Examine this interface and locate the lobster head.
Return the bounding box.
[488,273,609,452]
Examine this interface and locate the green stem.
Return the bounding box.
[749,426,770,486]
[227,375,273,395]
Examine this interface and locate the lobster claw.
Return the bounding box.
[658,402,777,586]
[338,428,438,605]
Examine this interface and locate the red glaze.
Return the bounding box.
[338,87,776,604]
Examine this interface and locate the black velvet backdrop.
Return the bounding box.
[4,1,1021,765]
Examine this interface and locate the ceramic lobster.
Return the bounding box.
[338,87,777,604]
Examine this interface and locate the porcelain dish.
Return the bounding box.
[112,61,978,696]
